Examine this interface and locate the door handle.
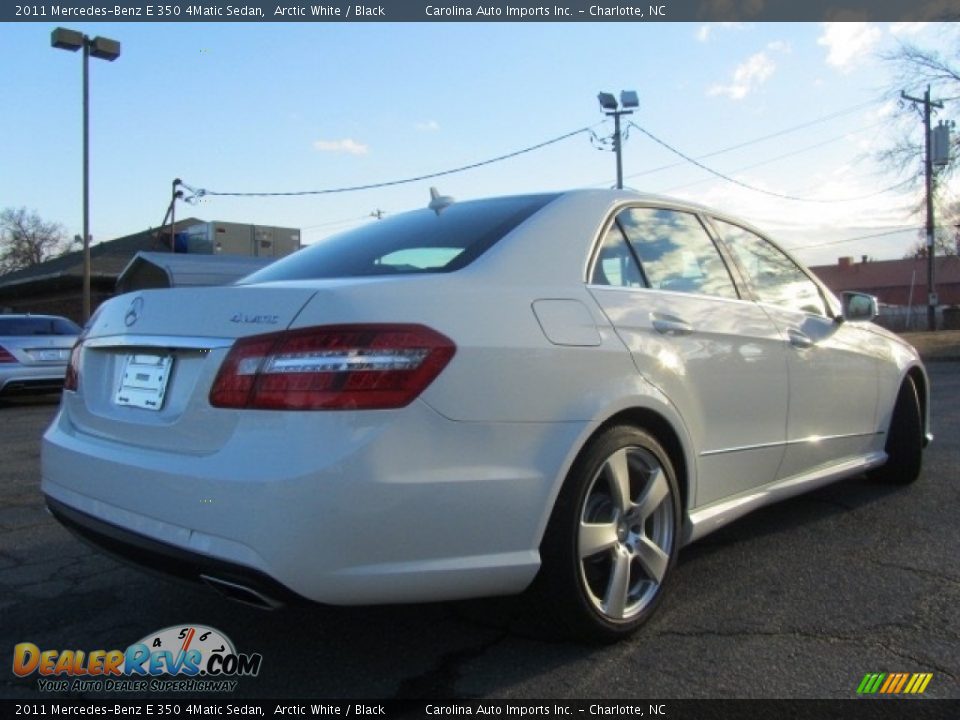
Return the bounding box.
[787,329,813,349]
[651,315,693,336]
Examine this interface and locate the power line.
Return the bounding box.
[183,125,599,200]
[659,120,888,194]
[630,122,914,203]
[619,99,881,183]
[788,226,919,251]
[300,215,373,231]
[792,222,960,252]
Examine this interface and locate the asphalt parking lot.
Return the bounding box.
[2,364,958,700]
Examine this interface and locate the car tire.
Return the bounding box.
[537,425,681,643]
[869,376,923,485]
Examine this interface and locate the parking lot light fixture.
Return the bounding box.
[597,89,638,189]
[50,27,121,322]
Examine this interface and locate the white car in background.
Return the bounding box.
[42,190,930,641]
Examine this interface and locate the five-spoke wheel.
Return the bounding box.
[538,426,680,642]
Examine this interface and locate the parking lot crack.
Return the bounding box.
[876,643,958,681]
[870,560,960,586]
[656,627,851,643]
[658,626,959,681]
[392,631,509,699]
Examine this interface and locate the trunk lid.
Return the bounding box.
[87,286,317,340]
[1,335,75,366]
[66,286,317,454]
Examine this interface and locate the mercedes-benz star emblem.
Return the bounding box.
[124,297,144,327]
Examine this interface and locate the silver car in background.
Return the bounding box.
[0,314,81,398]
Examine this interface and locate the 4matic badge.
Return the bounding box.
[230,313,279,325]
[12,624,262,693]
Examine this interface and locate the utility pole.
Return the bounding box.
[901,85,944,331]
[170,178,183,251]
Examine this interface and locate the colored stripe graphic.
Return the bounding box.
[905,673,933,694]
[857,673,885,694]
[858,672,932,695]
[879,674,897,693]
[892,673,909,694]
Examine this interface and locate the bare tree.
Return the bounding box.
[880,32,960,184]
[0,207,68,274]
[903,229,959,258]
[903,199,960,258]
[880,33,960,262]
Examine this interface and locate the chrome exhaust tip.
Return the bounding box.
[200,574,284,610]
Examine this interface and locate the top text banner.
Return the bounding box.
[7,0,960,22]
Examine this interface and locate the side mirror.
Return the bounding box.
[841,291,878,322]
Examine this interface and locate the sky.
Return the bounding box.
[2,20,958,267]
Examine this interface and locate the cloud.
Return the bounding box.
[889,22,928,36]
[872,99,898,119]
[708,50,777,100]
[695,21,746,42]
[817,22,882,71]
[312,138,369,155]
[415,120,440,132]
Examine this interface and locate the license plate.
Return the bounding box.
[115,354,173,411]
[32,349,68,362]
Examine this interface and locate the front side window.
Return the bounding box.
[242,194,558,284]
[617,207,738,299]
[713,220,827,317]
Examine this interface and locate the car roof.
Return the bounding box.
[555,188,765,228]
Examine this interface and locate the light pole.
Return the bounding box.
[598,90,639,189]
[51,27,121,322]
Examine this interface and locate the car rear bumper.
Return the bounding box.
[45,495,304,609]
[0,364,67,396]
[42,401,591,605]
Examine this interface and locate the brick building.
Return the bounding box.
[810,255,960,308]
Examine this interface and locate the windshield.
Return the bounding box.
[242,194,558,284]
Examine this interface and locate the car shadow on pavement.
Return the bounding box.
[0,394,62,410]
[680,473,908,559]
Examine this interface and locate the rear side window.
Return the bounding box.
[618,207,738,299]
[242,194,558,283]
[0,317,81,336]
[590,224,646,288]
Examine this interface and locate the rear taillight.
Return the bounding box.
[0,344,15,364]
[209,324,456,411]
[64,341,82,391]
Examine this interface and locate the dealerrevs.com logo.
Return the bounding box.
[12,624,262,693]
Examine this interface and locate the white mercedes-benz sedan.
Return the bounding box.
[42,189,930,641]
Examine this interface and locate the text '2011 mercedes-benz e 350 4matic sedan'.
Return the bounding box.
[42,189,930,642]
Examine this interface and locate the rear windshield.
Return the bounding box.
[0,316,81,336]
[241,194,558,283]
